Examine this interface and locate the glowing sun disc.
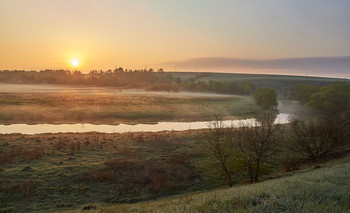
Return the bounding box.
[71,59,79,67]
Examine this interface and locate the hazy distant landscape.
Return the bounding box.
[0,71,333,125]
[1,1,350,212]
[1,71,349,212]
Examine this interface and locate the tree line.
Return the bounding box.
[200,81,350,186]
[288,82,350,117]
[0,69,172,88]
[0,70,255,95]
[199,112,349,187]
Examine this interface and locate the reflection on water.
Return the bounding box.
[0,114,291,135]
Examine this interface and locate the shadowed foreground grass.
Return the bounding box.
[66,161,350,213]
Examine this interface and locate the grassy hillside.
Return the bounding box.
[171,72,350,94]
[66,160,350,213]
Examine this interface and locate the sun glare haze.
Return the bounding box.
[71,59,79,67]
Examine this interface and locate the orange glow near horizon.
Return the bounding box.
[0,1,349,78]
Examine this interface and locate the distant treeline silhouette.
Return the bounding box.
[0,69,254,95]
[0,69,171,87]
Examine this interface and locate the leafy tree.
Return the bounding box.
[254,88,278,109]
[307,82,350,115]
[288,84,320,104]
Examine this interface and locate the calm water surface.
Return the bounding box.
[0,114,291,134]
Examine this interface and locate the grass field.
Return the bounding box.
[0,131,216,212]
[65,158,350,213]
[1,131,349,212]
[0,86,261,124]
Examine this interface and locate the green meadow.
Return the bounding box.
[0,90,260,125]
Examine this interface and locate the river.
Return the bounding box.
[0,113,291,134]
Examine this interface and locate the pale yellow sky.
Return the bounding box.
[1,0,350,76]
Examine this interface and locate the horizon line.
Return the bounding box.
[1,69,349,80]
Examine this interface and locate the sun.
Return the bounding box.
[71,59,79,67]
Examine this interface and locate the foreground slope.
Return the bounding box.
[67,161,350,213]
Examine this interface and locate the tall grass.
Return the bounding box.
[0,146,44,164]
[79,161,350,213]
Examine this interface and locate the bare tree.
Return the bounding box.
[237,113,282,183]
[198,118,236,187]
[289,117,349,161]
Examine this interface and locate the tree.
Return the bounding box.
[254,88,278,109]
[307,82,350,115]
[289,117,349,161]
[236,113,282,182]
[198,118,236,187]
[288,84,320,104]
[114,67,124,73]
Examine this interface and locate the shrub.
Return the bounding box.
[289,118,349,161]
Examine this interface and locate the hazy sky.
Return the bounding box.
[1,0,350,77]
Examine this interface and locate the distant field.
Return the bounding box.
[172,72,349,94]
[0,84,261,124]
[172,72,349,82]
